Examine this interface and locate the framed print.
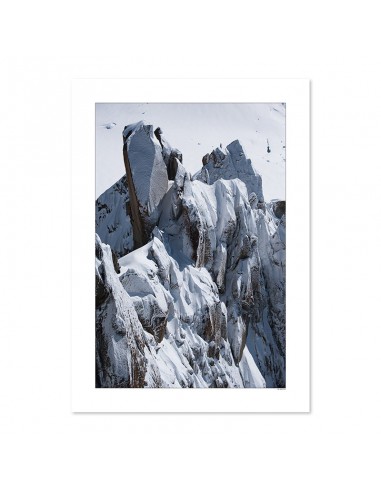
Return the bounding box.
[71,78,310,412]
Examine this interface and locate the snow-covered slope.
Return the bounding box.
[96,122,285,388]
[96,233,265,388]
[96,176,133,258]
[96,103,285,201]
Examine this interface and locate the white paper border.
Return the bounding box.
[71,79,310,412]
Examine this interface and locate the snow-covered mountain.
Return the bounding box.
[96,121,285,388]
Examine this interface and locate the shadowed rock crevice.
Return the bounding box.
[123,140,150,249]
[272,200,286,219]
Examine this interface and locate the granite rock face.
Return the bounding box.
[122,122,169,249]
[200,140,265,208]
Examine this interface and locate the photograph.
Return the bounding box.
[5,3,380,490]
[95,103,286,388]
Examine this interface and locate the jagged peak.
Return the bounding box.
[199,139,264,205]
[226,138,244,155]
[122,120,147,139]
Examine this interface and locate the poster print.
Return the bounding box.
[71,79,309,412]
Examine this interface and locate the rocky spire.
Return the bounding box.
[122,122,169,250]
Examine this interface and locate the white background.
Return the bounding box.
[2,1,381,491]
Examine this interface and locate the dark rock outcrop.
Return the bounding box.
[272,200,286,219]
[167,150,182,180]
[122,122,168,250]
